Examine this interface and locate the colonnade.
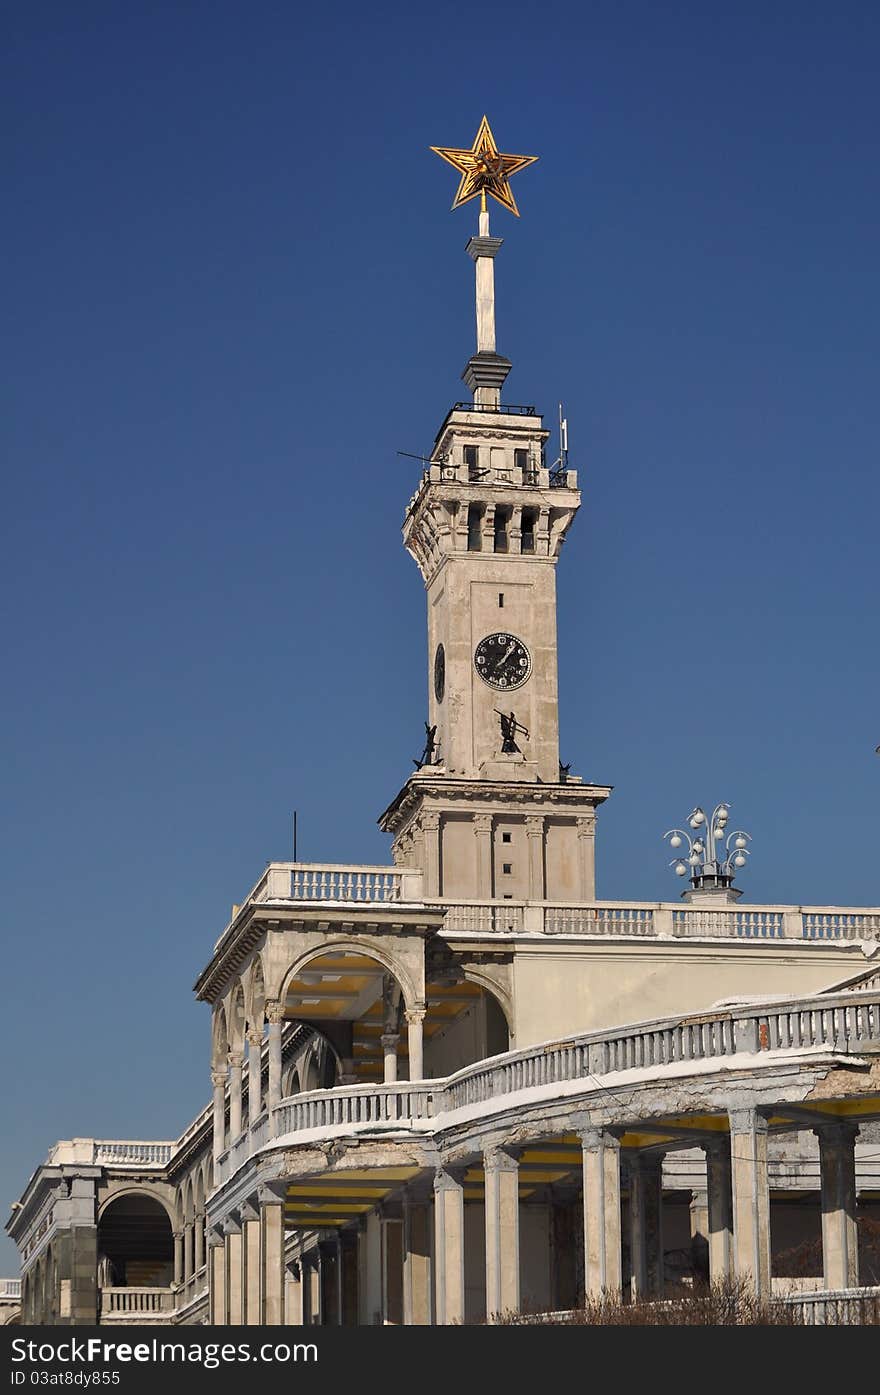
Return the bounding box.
[211,1010,429,1179]
[207,1110,863,1324]
[208,1187,287,1324]
[172,1216,206,1292]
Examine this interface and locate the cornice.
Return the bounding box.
[378,775,613,834]
[195,903,445,1006]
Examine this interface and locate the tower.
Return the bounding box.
[379,119,611,904]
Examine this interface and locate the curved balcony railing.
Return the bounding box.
[213,990,880,1185]
[273,1082,436,1139]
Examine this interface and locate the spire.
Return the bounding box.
[430,118,538,408]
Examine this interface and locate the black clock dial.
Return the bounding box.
[474,632,531,691]
[434,643,445,702]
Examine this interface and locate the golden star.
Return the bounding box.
[430,115,538,217]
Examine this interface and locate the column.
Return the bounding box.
[728,1109,770,1296]
[815,1122,860,1290]
[433,1168,465,1325]
[300,1254,315,1324]
[242,1204,261,1325]
[208,1231,226,1324]
[358,1212,383,1325]
[421,812,441,897]
[225,1218,243,1325]
[473,814,493,896]
[335,1237,345,1325]
[309,1251,322,1325]
[628,1154,663,1299]
[688,1190,710,1282]
[524,816,545,901]
[705,1137,733,1283]
[405,1008,425,1082]
[381,1032,399,1085]
[211,1068,227,1174]
[285,1260,304,1324]
[183,1223,194,1285]
[484,1146,520,1319]
[260,1186,286,1324]
[316,1240,336,1323]
[194,1216,205,1278]
[228,1052,244,1140]
[266,1001,284,1132]
[247,1028,263,1122]
[576,817,595,901]
[173,1230,184,1289]
[403,1195,432,1326]
[580,1126,622,1296]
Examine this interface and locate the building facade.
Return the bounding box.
[6,128,880,1327]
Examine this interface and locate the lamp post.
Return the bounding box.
[663,803,752,904]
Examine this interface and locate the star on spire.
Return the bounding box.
[430,116,538,217]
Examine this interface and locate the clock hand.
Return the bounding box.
[495,640,515,671]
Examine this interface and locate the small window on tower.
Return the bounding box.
[502,863,512,875]
[514,448,528,476]
[498,592,504,608]
[521,508,537,554]
[467,503,482,552]
[501,832,512,844]
[464,445,480,480]
[494,507,510,554]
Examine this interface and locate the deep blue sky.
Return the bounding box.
[2,2,878,1267]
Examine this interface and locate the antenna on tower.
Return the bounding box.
[550,403,570,483]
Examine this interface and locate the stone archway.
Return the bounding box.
[97,1193,174,1288]
[280,948,414,1084]
[422,980,510,1078]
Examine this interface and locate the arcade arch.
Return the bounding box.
[97,1193,174,1288]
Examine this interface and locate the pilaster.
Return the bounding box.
[473,813,493,895]
[525,815,545,900]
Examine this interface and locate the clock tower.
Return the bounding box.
[380,119,611,905]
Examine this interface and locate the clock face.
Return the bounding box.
[474,632,531,691]
[434,643,445,702]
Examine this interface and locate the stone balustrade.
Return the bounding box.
[214,862,880,947]
[273,1081,436,1136]
[176,1266,209,1317]
[779,1286,880,1325]
[47,1140,173,1167]
[258,862,424,904]
[208,990,880,1185]
[444,992,880,1112]
[99,1287,174,1317]
[0,1279,21,1297]
[439,900,880,941]
[437,899,525,933]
